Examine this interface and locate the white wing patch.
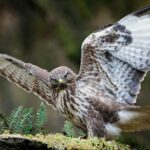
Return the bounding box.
[98,53,146,104]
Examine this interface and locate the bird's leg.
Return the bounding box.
[85,116,106,138]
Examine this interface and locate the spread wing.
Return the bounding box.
[78,6,150,104]
[0,54,54,106]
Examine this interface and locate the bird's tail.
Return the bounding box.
[117,106,150,132]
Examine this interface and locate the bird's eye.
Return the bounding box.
[64,72,68,78]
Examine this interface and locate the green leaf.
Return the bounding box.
[7,106,24,133]
[34,102,47,132]
[21,108,33,134]
[7,106,33,134]
[63,121,75,138]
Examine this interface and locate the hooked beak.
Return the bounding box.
[58,78,67,89]
[58,78,65,84]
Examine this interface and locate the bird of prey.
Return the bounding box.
[0,6,150,138]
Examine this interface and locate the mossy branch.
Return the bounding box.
[0,132,131,150]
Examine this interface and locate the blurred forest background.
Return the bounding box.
[0,0,150,148]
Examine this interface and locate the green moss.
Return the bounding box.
[0,132,131,150]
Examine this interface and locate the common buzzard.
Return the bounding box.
[0,6,150,138]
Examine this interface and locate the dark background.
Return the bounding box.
[0,0,150,148]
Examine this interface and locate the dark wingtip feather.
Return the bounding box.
[4,57,24,69]
[133,6,150,17]
[0,54,26,69]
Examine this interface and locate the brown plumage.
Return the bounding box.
[0,6,150,138]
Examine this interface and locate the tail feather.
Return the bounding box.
[117,106,150,132]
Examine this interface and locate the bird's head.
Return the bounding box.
[49,66,76,91]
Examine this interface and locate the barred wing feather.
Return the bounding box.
[0,54,53,105]
[79,6,150,104]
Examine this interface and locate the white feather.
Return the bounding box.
[118,110,140,124]
[105,123,121,136]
